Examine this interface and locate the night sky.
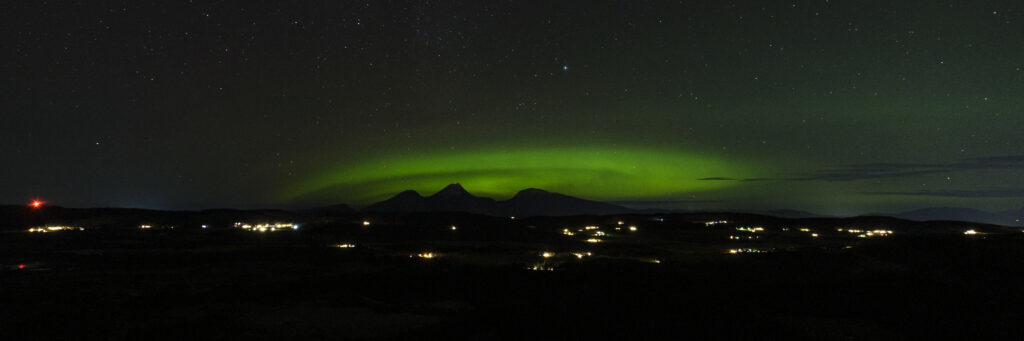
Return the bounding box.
[4,1,1024,215]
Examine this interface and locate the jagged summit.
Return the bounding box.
[431,183,471,197]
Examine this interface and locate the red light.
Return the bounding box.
[30,200,44,209]
[17,264,26,269]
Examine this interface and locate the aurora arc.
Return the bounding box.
[287,146,753,205]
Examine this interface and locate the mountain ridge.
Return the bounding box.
[363,184,635,217]
[892,206,1023,226]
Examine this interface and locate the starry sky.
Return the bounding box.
[3,1,1024,215]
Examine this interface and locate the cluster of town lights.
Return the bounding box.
[728,248,768,254]
[736,226,765,233]
[561,223,638,243]
[841,229,895,238]
[537,251,594,260]
[528,264,555,271]
[234,222,299,232]
[28,226,82,233]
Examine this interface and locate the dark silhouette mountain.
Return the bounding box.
[894,207,1023,226]
[362,190,427,212]
[427,183,500,215]
[363,184,636,217]
[431,183,471,198]
[501,188,634,217]
[363,184,499,215]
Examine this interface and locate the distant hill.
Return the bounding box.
[997,207,1024,224]
[894,207,1023,227]
[299,203,355,215]
[0,205,298,231]
[760,209,831,219]
[363,184,636,217]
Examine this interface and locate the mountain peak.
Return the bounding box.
[431,183,471,197]
[512,188,551,198]
[395,190,423,198]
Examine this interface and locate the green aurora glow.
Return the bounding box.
[289,146,752,204]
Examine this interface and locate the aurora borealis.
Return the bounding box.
[288,146,749,204]
[4,1,1024,214]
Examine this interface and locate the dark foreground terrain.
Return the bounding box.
[3,211,1024,340]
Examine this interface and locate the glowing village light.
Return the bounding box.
[528,264,554,271]
[362,220,371,226]
[541,252,554,258]
[28,226,81,233]
[572,252,592,259]
[728,248,767,254]
[964,229,979,235]
[233,222,297,232]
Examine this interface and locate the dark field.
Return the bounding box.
[3,214,1024,340]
